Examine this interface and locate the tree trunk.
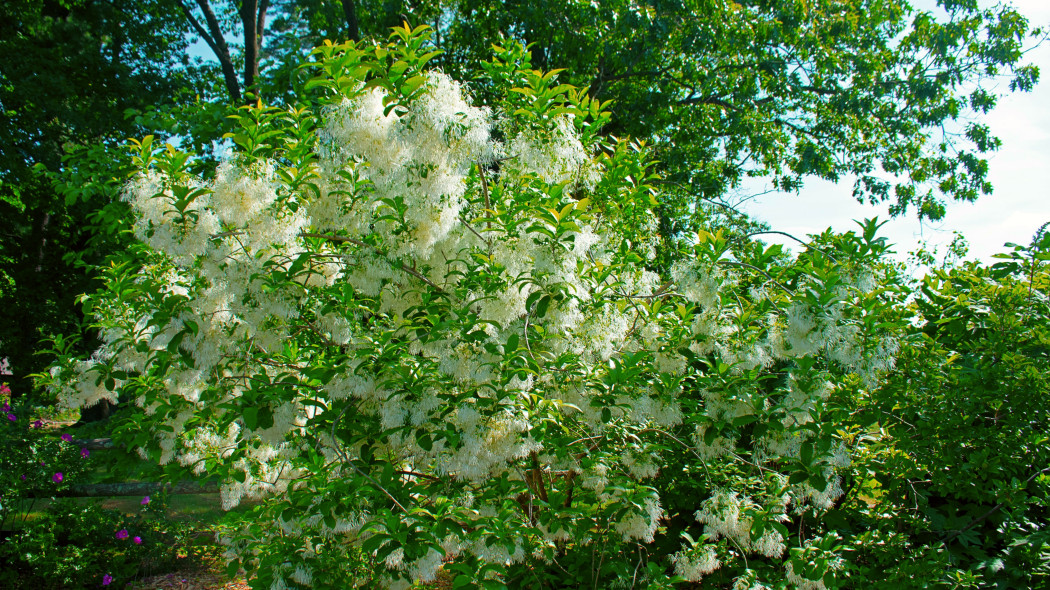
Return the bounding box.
[178,0,241,102]
[341,0,360,43]
[75,399,118,424]
[240,0,259,96]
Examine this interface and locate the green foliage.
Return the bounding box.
[0,388,92,530]
[845,228,1050,587]
[0,0,199,393]
[0,383,213,589]
[434,0,1040,224]
[3,0,1040,401]
[0,498,203,589]
[4,2,1047,589]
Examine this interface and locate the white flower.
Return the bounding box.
[407,548,444,583]
[614,494,664,543]
[671,544,721,581]
[384,547,406,570]
[505,116,596,187]
[291,564,313,586]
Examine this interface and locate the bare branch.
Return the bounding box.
[178,0,241,102]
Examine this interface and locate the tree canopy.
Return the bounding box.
[0,0,198,391]
[292,1,1041,221]
[177,0,1044,220]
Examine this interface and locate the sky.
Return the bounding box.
[738,0,1050,266]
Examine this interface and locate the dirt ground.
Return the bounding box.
[127,571,250,590]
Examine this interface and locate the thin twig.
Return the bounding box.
[477,161,492,212]
[299,232,368,248]
[719,260,794,297]
[458,215,489,245]
[301,231,446,292]
[329,401,408,513]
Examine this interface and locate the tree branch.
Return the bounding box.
[299,232,445,293]
[341,0,360,43]
[178,0,241,102]
[718,260,794,297]
[745,230,841,263]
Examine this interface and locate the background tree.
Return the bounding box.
[434,0,1041,228]
[175,0,269,102]
[176,1,444,103]
[0,0,195,395]
[4,0,1039,398]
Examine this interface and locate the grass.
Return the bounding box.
[6,493,231,528]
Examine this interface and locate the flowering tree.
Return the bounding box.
[47,26,906,589]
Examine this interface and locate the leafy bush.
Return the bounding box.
[845,230,1050,587]
[0,383,92,530]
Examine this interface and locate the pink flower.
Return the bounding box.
[141,496,151,505]
[132,536,142,544]
[5,413,15,422]
[116,529,129,540]
[81,448,90,458]
[52,472,63,483]
[61,433,72,442]
[32,419,42,428]
[102,573,113,586]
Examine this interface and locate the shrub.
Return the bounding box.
[0,383,91,531]
[45,26,909,589]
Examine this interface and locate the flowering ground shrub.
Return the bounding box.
[0,497,199,589]
[0,384,92,531]
[45,26,909,589]
[0,384,206,589]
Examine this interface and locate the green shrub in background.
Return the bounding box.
[845,229,1050,588]
[2,383,212,589]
